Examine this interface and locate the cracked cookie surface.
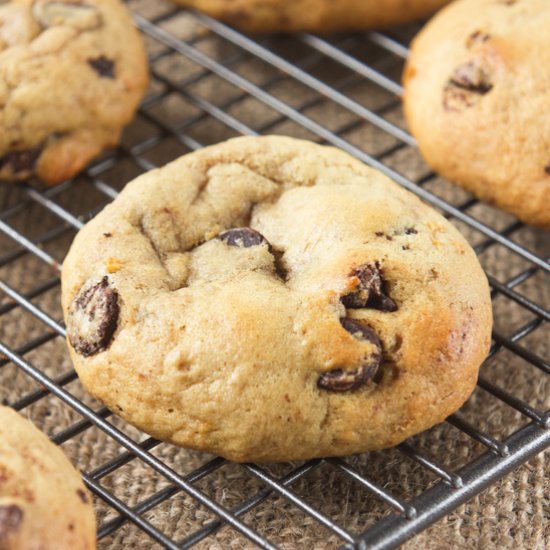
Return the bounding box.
[171,0,451,33]
[403,0,550,229]
[61,135,492,462]
[0,406,96,549]
[0,0,147,186]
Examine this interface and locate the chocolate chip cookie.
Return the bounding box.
[61,135,492,462]
[0,0,148,186]
[0,406,96,549]
[173,0,451,33]
[403,0,550,229]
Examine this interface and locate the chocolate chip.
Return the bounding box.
[67,276,119,357]
[0,504,23,540]
[271,248,288,281]
[341,318,381,348]
[341,263,397,312]
[88,56,115,78]
[0,148,41,175]
[317,318,382,392]
[218,228,267,248]
[405,227,417,235]
[443,87,470,111]
[76,488,89,504]
[443,62,493,110]
[545,165,550,176]
[450,63,493,93]
[466,30,491,48]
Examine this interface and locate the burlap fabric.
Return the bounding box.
[0,1,548,547]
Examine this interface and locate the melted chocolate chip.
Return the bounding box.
[0,148,41,175]
[443,63,493,110]
[76,488,89,504]
[88,56,115,79]
[450,63,493,93]
[544,165,550,176]
[218,227,267,248]
[341,318,381,348]
[0,504,23,540]
[271,248,288,280]
[317,318,382,392]
[67,276,119,357]
[341,263,397,312]
[466,30,491,48]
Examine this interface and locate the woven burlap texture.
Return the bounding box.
[1,1,549,547]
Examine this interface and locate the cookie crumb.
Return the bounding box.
[106,257,122,273]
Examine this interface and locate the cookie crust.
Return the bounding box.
[62,135,492,462]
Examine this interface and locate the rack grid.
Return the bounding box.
[0,1,548,548]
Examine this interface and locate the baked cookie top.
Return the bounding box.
[61,135,492,462]
[403,0,550,229]
[0,0,148,186]
[0,406,96,549]
[174,0,451,33]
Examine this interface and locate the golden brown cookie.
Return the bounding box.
[0,406,96,549]
[403,0,550,229]
[173,0,451,33]
[61,135,492,462]
[0,0,148,186]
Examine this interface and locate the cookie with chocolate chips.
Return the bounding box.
[0,0,147,186]
[61,135,492,462]
[0,406,96,549]
[403,0,550,229]
[171,0,452,33]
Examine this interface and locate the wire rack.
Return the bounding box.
[1,1,549,548]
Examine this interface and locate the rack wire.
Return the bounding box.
[0,1,549,548]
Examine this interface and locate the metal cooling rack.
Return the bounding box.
[0,2,549,548]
